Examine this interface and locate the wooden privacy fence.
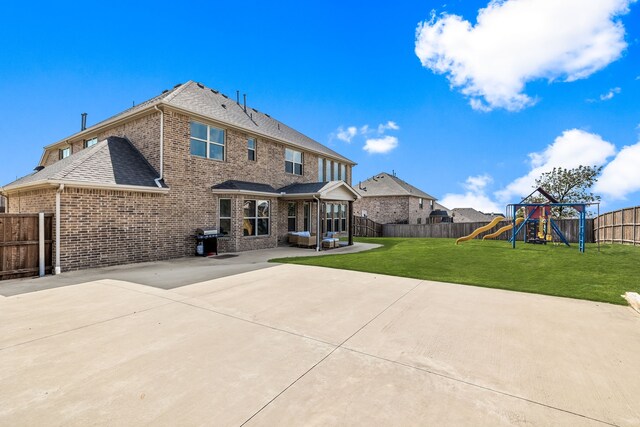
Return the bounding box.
[0,213,53,280]
[595,206,640,245]
[383,219,594,243]
[352,216,383,237]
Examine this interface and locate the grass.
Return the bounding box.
[271,238,640,305]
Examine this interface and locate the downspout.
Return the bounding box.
[55,183,64,274]
[313,195,321,251]
[154,106,164,187]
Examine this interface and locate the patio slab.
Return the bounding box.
[343,280,640,426]
[178,264,422,345]
[246,348,605,426]
[0,295,334,426]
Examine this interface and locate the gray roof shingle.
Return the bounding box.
[277,182,326,194]
[212,180,277,193]
[6,137,165,190]
[74,81,353,165]
[354,172,435,199]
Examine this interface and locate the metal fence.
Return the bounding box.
[383,219,594,243]
[594,206,640,245]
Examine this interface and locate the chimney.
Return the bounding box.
[81,113,87,131]
[236,90,240,105]
[243,94,247,112]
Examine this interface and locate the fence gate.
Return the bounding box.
[0,213,53,280]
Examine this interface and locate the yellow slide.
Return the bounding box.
[483,217,524,240]
[455,216,505,245]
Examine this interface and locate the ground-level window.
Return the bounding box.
[243,200,270,236]
[285,148,303,175]
[248,138,256,161]
[304,202,310,232]
[190,121,225,161]
[84,137,98,148]
[59,147,71,159]
[417,218,422,224]
[219,199,231,235]
[325,203,347,233]
[287,202,297,232]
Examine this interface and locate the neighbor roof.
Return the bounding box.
[451,208,501,223]
[4,137,166,192]
[48,81,354,165]
[354,172,435,199]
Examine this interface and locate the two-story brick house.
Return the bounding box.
[0,81,359,273]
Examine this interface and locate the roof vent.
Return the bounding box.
[221,104,227,109]
[211,89,219,94]
[81,113,87,131]
[196,82,204,89]
[265,114,270,118]
[222,94,228,99]
[162,89,169,94]
[34,165,45,172]
[174,83,182,88]
[252,108,257,112]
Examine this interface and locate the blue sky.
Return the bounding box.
[1,0,638,214]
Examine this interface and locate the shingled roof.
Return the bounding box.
[4,137,166,191]
[51,81,354,165]
[354,172,436,199]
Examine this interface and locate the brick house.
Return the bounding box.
[0,81,359,273]
[353,172,444,224]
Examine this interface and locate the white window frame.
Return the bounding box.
[285,148,303,175]
[84,137,98,148]
[190,121,226,161]
[59,147,71,159]
[243,199,270,236]
[247,137,256,161]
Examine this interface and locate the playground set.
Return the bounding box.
[456,187,589,253]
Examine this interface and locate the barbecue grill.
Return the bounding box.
[194,228,224,256]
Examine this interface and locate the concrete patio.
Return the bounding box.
[1,261,639,426]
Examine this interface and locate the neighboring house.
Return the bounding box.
[0,80,359,272]
[451,208,502,223]
[353,172,443,224]
[0,195,5,213]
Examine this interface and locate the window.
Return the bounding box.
[303,202,310,232]
[333,162,339,182]
[419,198,424,209]
[430,200,434,209]
[190,121,225,160]
[219,199,231,236]
[340,164,346,181]
[247,138,256,161]
[318,158,324,181]
[84,138,98,148]
[325,160,332,181]
[285,149,303,175]
[325,203,333,232]
[417,218,422,224]
[340,204,347,231]
[333,204,340,232]
[325,203,346,233]
[59,147,70,160]
[243,200,270,236]
[287,202,297,232]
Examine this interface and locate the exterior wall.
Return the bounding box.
[407,196,434,225]
[15,107,352,272]
[353,196,410,224]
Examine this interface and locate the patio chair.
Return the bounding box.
[297,233,317,248]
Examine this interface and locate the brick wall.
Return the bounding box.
[353,196,410,224]
[407,196,434,225]
[12,107,351,271]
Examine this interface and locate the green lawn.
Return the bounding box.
[271,238,640,305]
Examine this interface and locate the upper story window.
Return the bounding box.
[318,158,324,181]
[340,164,346,181]
[59,147,71,160]
[190,121,225,161]
[84,138,98,148]
[319,158,347,182]
[419,198,424,209]
[325,160,331,181]
[247,138,256,161]
[285,148,303,175]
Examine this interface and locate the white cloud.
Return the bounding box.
[495,129,616,202]
[441,174,502,212]
[415,0,634,111]
[363,136,399,154]
[377,121,400,133]
[595,142,640,199]
[599,87,621,101]
[336,126,358,143]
